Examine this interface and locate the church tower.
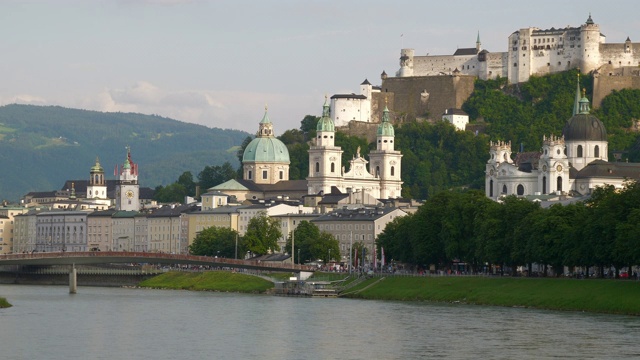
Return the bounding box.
[563,76,608,171]
[87,157,107,199]
[115,147,140,211]
[369,104,403,198]
[307,97,344,195]
[538,135,570,195]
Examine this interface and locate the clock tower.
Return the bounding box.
[115,146,140,211]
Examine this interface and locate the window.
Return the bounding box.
[502,184,507,194]
[517,184,524,196]
[376,166,380,177]
[262,170,268,179]
[279,171,283,180]
[248,170,252,180]
[331,163,335,173]
[542,176,547,194]
[315,162,320,173]
[490,180,494,197]
[594,145,600,158]
[557,176,563,192]
[577,145,583,157]
[390,166,395,176]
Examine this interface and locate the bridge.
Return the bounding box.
[0,251,314,293]
[0,251,313,272]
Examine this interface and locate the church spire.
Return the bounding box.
[573,72,581,116]
[476,31,481,52]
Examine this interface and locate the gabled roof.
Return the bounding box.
[453,47,478,56]
[330,94,367,100]
[574,160,640,180]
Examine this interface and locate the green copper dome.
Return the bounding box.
[90,157,103,172]
[377,105,395,137]
[242,109,290,164]
[316,97,335,132]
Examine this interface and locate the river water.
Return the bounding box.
[0,284,638,360]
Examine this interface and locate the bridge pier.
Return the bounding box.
[69,264,77,294]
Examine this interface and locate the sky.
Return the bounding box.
[2,0,639,133]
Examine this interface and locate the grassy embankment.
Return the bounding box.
[344,276,640,315]
[0,297,11,308]
[138,271,274,293]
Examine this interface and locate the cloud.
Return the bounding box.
[0,94,48,106]
[82,81,319,133]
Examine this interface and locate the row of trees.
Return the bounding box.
[377,183,640,278]
[189,213,340,264]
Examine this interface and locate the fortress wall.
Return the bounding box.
[599,43,640,68]
[413,55,479,76]
[380,75,475,123]
[593,71,640,108]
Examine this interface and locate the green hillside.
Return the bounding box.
[0,105,249,201]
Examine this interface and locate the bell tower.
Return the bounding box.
[115,146,140,211]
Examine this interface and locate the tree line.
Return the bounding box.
[189,213,340,264]
[377,183,640,278]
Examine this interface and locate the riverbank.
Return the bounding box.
[138,271,274,293]
[0,297,11,308]
[343,276,640,315]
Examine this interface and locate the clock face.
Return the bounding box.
[542,165,548,172]
[125,190,134,199]
[556,165,563,172]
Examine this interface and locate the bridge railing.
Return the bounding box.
[0,251,314,272]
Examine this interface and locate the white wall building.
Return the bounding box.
[442,108,469,131]
[331,79,379,127]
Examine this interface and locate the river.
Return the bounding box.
[0,285,638,359]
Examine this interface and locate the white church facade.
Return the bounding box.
[485,80,640,200]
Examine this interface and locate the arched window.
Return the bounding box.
[517,184,524,195]
[490,180,494,197]
[376,166,380,177]
[390,166,395,176]
[248,170,252,180]
[557,176,563,192]
[315,162,320,173]
[502,185,507,194]
[577,145,583,157]
[542,176,547,194]
[330,163,335,173]
[594,145,600,158]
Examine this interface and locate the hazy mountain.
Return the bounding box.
[0,104,249,202]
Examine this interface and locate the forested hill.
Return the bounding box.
[0,105,248,201]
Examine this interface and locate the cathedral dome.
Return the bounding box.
[562,114,607,141]
[242,110,290,164]
[316,97,334,132]
[562,91,607,142]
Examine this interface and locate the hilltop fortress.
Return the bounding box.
[397,14,640,84]
[331,15,640,131]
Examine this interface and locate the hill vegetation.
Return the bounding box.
[0,105,248,201]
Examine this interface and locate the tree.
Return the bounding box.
[243,212,282,256]
[153,183,187,203]
[197,162,237,191]
[285,221,339,264]
[189,226,241,258]
[177,171,196,196]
